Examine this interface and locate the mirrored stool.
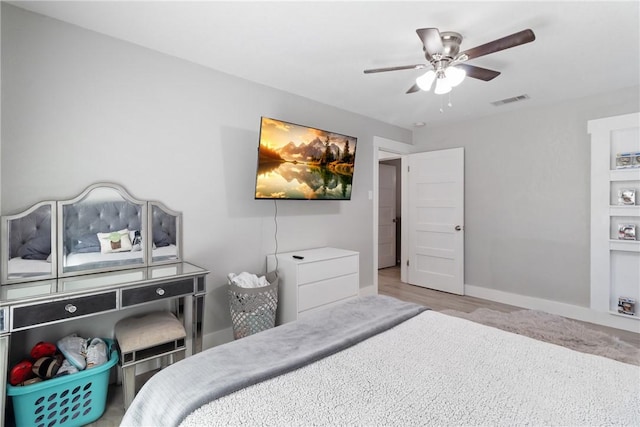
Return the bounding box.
[114,311,186,409]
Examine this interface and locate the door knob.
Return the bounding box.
[455,225,462,231]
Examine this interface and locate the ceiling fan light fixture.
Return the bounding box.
[444,66,466,87]
[365,27,536,100]
[434,77,452,95]
[416,70,436,91]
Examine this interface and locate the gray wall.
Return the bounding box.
[413,88,640,307]
[0,4,412,342]
[0,3,2,216]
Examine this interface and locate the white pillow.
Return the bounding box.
[97,229,133,254]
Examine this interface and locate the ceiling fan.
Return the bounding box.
[364,28,536,95]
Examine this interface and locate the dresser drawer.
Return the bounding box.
[12,291,117,330]
[122,279,194,307]
[297,255,358,285]
[298,297,358,319]
[298,273,358,312]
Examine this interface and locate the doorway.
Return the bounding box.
[378,159,401,268]
[372,137,464,296]
[371,137,412,295]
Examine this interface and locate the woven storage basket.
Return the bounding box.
[228,271,278,339]
[6,338,118,427]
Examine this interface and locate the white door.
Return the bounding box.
[407,148,464,294]
[378,163,397,268]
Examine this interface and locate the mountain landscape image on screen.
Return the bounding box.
[255,117,357,200]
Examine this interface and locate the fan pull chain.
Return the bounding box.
[439,97,444,113]
[448,92,453,108]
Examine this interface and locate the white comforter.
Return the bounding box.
[182,311,640,426]
[65,244,176,266]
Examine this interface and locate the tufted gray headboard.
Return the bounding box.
[9,204,52,259]
[63,201,143,254]
[152,206,178,247]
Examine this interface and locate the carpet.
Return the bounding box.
[441,308,640,366]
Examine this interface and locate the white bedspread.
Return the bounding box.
[64,244,176,266]
[182,311,640,426]
[7,257,52,275]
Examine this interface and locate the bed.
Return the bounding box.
[121,295,640,426]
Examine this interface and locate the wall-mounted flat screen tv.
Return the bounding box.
[255,117,358,200]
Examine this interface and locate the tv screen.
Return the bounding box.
[255,117,358,200]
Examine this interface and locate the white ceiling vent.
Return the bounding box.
[491,94,530,106]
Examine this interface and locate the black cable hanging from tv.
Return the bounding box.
[273,199,279,274]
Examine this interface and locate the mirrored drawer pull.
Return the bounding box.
[156,288,165,296]
[65,304,78,313]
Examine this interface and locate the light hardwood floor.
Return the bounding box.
[378,266,640,346]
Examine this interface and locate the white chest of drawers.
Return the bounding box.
[267,247,359,325]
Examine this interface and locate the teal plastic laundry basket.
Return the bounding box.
[6,338,118,427]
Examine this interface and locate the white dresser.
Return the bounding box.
[267,247,359,325]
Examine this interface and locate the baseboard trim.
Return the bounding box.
[359,284,376,297]
[203,327,234,351]
[465,284,640,334]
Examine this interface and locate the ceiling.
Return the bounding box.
[9,1,640,130]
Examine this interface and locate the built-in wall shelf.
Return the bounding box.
[609,205,640,216]
[609,169,640,181]
[589,112,640,322]
[609,311,640,320]
[609,240,640,252]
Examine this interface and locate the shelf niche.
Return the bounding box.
[589,112,640,322]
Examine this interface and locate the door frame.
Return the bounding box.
[371,136,414,295]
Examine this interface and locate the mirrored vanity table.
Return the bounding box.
[0,183,209,425]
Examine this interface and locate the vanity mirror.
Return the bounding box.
[150,201,182,265]
[1,183,183,284]
[1,201,56,284]
[58,183,147,276]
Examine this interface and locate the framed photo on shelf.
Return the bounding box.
[617,224,637,240]
[616,152,640,169]
[618,297,636,316]
[618,189,636,205]
[616,153,633,168]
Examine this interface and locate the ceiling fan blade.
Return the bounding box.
[416,28,443,55]
[456,63,501,81]
[364,64,427,74]
[406,83,420,94]
[458,29,535,61]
